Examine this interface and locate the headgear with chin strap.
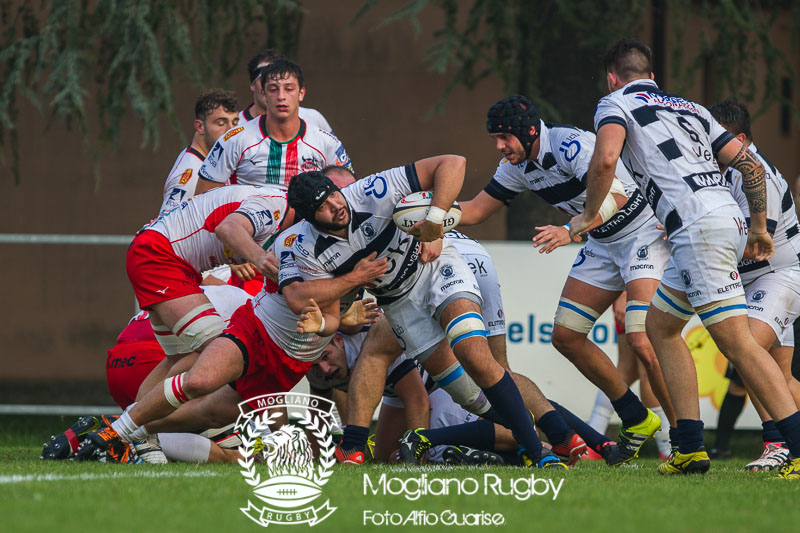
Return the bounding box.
[486,94,542,159]
[287,171,340,223]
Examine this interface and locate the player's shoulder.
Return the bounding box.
[493,156,526,178]
[545,123,594,158]
[299,107,331,131]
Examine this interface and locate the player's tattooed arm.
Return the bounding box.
[729,144,767,217]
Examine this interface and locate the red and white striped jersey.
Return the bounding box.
[160,146,205,215]
[143,185,288,272]
[197,116,352,189]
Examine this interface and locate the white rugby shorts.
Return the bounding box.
[568,220,669,292]
[661,205,748,308]
[382,245,483,359]
[462,251,505,336]
[745,266,800,346]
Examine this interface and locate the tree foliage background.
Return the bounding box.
[353,0,800,236]
[2,0,799,235]
[0,0,303,184]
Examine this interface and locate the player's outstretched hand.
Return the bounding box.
[349,252,389,287]
[533,225,575,254]
[419,239,443,263]
[743,230,775,261]
[568,212,594,239]
[254,250,279,282]
[340,298,381,327]
[296,298,323,333]
[408,219,444,242]
[231,262,257,281]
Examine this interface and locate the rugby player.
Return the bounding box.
[80,258,384,463]
[708,99,800,471]
[160,90,239,214]
[195,59,351,194]
[280,156,567,469]
[458,94,675,464]
[574,38,800,477]
[239,49,332,132]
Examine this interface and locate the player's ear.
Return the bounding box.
[650,72,655,80]
[298,86,306,103]
[194,119,205,135]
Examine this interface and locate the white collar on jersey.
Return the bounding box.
[532,119,550,164]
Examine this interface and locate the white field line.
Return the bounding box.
[0,470,221,484]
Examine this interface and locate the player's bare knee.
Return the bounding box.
[627,333,657,367]
[551,325,584,356]
[179,370,217,399]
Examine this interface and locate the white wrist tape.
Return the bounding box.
[316,315,326,334]
[598,178,626,223]
[426,206,447,225]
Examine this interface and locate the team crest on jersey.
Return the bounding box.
[236,393,337,527]
[681,269,693,287]
[752,290,767,302]
[440,264,454,278]
[636,245,649,260]
[224,127,244,141]
[178,168,193,185]
[301,156,321,172]
[361,222,376,238]
[273,210,282,222]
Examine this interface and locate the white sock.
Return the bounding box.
[112,411,140,443]
[159,433,212,463]
[651,406,671,455]
[588,390,613,434]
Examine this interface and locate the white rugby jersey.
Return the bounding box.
[249,290,333,362]
[275,164,432,305]
[238,104,333,133]
[160,146,205,215]
[725,144,800,283]
[143,184,288,273]
[485,121,655,242]
[198,116,351,189]
[595,79,739,234]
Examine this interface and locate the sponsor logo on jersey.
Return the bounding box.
[284,234,302,247]
[223,126,244,141]
[335,145,350,167]
[364,176,387,198]
[321,252,341,268]
[558,139,581,162]
[717,281,741,294]
[752,290,767,302]
[208,142,224,167]
[634,91,698,112]
[729,271,739,280]
[439,279,465,292]
[178,168,193,185]
[280,250,296,266]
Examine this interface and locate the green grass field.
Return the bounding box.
[3,416,799,533]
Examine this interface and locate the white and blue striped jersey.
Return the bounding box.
[275,163,433,305]
[594,79,739,235]
[485,121,655,242]
[725,143,800,284]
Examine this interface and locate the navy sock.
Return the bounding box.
[669,427,678,448]
[421,420,495,449]
[610,388,648,428]
[535,410,570,447]
[341,425,369,451]
[478,405,509,428]
[775,412,800,457]
[762,420,784,444]
[549,399,610,451]
[676,419,705,454]
[497,451,523,466]
[482,372,543,459]
[714,391,745,451]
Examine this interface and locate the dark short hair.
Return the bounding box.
[708,99,752,141]
[247,49,286,83]
[261,58,304,89]
[602,38,653,81]
[194,89,238,120]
